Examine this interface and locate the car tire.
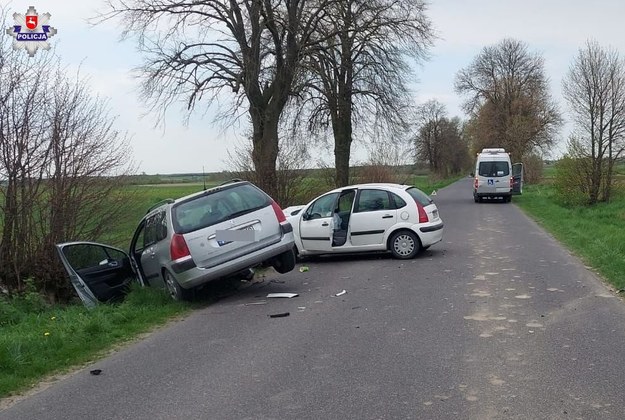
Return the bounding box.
[389,230,421,259]
[164,270,193,301]
[272,249,296,274]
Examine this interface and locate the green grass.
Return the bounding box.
[0,286,190,398]
[515,184,625,290]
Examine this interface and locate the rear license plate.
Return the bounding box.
[215,227,256,245]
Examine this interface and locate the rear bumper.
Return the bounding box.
[171,232,295,289]
[414,222,444,247]
[474,188,511,198]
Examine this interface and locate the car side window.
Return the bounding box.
[132,223,146,253]
[391,193,407,209]
[62,244,127,271]
[144,211,166,247]
[355,189,392,212]
[305,193,339,219]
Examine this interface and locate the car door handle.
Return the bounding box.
[107,261,119,267]
[321,222,329,226]
[382,215,393,219]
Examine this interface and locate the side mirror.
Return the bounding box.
[302,213,309,221]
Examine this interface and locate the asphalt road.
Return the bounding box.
[3,178,625,419]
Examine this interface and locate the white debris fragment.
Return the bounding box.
[267,293,299,298]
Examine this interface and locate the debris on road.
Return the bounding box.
[267,292,299,298]
[269,312,290,318]
[299,266,309,272]
[90,369,102,376]
[335,290,347,297]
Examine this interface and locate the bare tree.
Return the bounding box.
[455,38,561,162]
[562,40,625,204]
[0,11,133,301]
[414,100,470,177]
[97,0,338,199]
[37,69,134,300]
[293,0,433,187]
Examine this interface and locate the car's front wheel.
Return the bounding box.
[164,270,193,301]
[389,230,421,259]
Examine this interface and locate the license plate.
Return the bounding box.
[215,226,257,245]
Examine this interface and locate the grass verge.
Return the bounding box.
[514,184,625,291]
[0,285,190,399]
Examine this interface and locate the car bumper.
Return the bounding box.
[171,232,295,289]
[415,221,444,247]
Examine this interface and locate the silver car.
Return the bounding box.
[57,180,296,306]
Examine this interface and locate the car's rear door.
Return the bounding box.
[348,189,397,247]
[56,242,137,308]
[512,162,523,195]
[172,183,282,269]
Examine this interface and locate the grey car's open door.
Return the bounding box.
[56,242,138,308]
[512,163,523,195]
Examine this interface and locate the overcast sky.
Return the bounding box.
[3,0,625,174]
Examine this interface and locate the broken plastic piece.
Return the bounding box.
[90,369,102,376]
[299,266,309,272]
[269,312,290,318]
[245,301,268,305]
[267,293,299,298]
[335,290,347,297]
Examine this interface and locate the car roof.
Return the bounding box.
[326,183,414,193]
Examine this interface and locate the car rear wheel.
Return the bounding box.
[272,249,296,274]
[164,270,193,301]
[390,230,420,259]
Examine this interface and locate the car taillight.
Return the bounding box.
[170,233,191,260]
[510,176,514,188]
[416,202,429,223]
[271,200,287,223]
[474,177,479,190]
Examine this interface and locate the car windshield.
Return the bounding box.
[479,161,509,177]
[172,184,271,233]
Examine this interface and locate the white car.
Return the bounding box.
[286,183,444,259]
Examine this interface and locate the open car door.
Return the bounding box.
[56,242,139,308]
[512,163,523,195]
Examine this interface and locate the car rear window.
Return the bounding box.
[479,161,509,177]
[405,187,432,206]
[172,183,271,233]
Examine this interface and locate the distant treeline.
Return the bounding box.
[129,164,433,186]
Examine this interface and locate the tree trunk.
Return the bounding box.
[333,117,352,187]
[250,108,280,200]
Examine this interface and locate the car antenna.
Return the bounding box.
[203,166,206,191]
